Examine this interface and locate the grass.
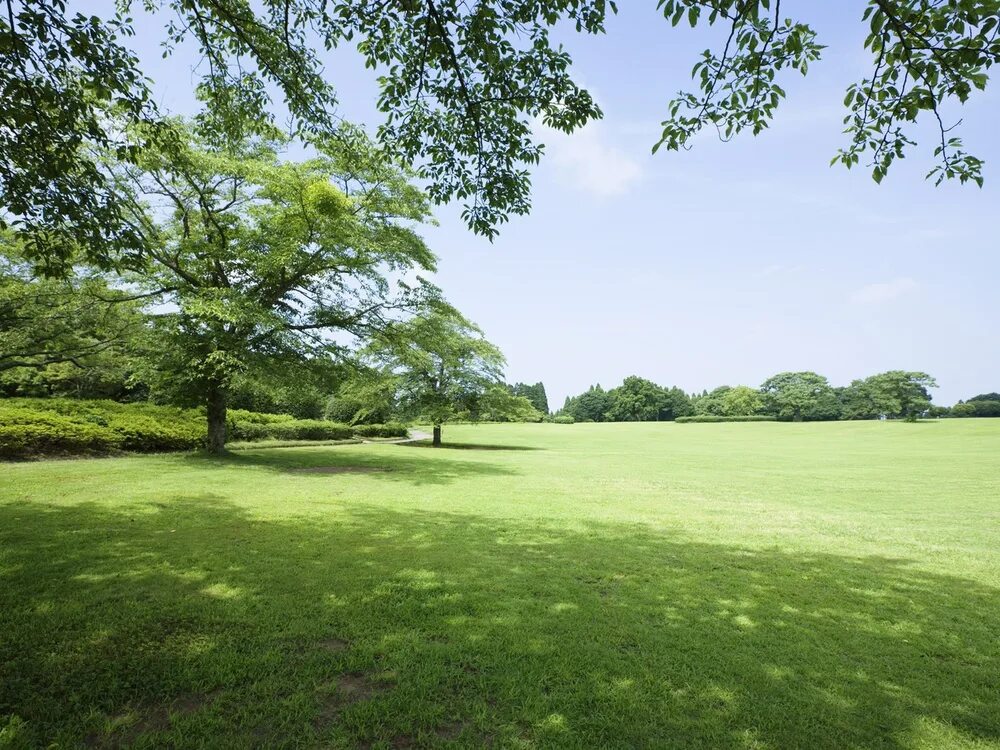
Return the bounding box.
[1,420,999,749]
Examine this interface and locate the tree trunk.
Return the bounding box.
[432,424,442,447]
[206,383,228,455]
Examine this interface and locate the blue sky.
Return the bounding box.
[131,3,998,409]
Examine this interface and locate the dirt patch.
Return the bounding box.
[435,721,468,741]
[318,637,350,652]
[313,672,391,731]
[336,672,380,700]
[289,466,387,475]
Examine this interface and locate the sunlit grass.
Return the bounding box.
[1,420,999,748]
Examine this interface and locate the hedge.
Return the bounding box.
[351,423,409,438]
[675,415,777,423]
[0,398,391,459]
[228,419,354,442]
[0,419,123,458]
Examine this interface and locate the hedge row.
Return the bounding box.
[0,402,206,458]
[228,419,353,442]
[675,415,777,423]
[0,399,410,458]
[351,423,409,438]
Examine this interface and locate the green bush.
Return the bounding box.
[351,423,408,438]
[0,398,364,458]
[105,415,205,452]
[0,400,204,458]
[550,415,575,424]
[229,418,354,442]
[675,415,777,423]
[0,418,122,458]
[227,409,296,425]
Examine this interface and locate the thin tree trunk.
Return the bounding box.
[206,382,228,455]
[432,424,442,447]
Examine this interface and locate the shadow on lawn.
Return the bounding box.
[1,498,998,749]
[180,445,520,486]
[397,440,542,451]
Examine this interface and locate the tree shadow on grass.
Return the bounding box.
[397,440,543,451]
[179,444,520,486]
[1,498,998,748]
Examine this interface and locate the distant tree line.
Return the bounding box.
[557,371,998,423]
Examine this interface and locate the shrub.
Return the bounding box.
[229,419,354,442]
[675,415,777,423]
[227,409,296,425]
[0,398,363,458]
[950,403,977,418]
[351,423,408,438]
[105,415,205,452]
[0,419,122,458]
[550,415,575,424]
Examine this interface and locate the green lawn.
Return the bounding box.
[2,421,999,749]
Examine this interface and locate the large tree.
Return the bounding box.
[605,376,667,422]
[113,122,437,453]
[4,1,999,271]
[760,371,840,422]
[842,370,937,421]
[561,384,613,423]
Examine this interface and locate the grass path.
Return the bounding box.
[1,421,999,748]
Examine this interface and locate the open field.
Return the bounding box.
[2,420,999,748]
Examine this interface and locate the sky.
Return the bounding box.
[129,3,999,409]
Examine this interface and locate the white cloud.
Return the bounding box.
[537,120,642,197]
[850,277,919,305]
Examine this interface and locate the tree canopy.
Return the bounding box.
[760,371,840,422]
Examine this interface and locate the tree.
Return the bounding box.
[966,392,1000,402]
[965,399,1000,417]
[368,303,515,447]
[842,371,937,421]
[561,384,613,423]
[5,2,999,271]
[480,386,543,423]
[693,386,732,416]
[323,365,400,425]
[511,382,550,415]
[661,387,695,421]
[951,402,977,418]
[719,385,763,417]
[760,371,840,422]
[605,376,669,422]
[113,122,437,453]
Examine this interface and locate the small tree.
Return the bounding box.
[370,304,518,446]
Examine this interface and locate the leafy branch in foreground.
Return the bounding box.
[655,0,999,186]
[2,0,998,272]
